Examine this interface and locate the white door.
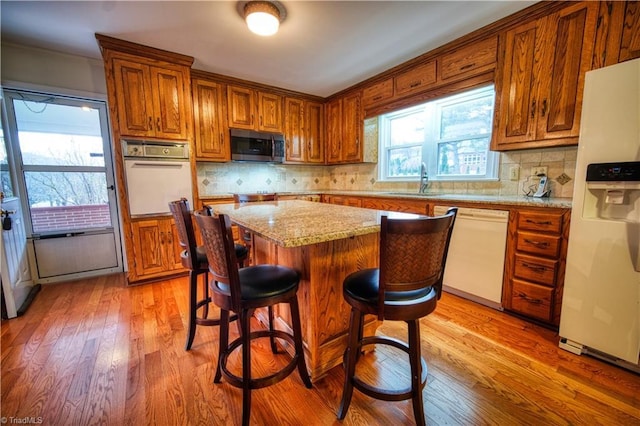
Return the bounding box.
[3,89,123,283]
[1,105,35,318]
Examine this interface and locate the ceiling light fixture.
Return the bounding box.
[243,1,285,36]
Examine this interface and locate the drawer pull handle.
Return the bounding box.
[525,219,552,225]
[460,63,475,71]
[372,95,382,101]
[410,81,421,88]
[531,99,536,119]
[522,262,547,272]
[524,239,549,248]
[519,293,542,304]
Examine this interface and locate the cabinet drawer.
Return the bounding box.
[394,60,437,96]
[510,279,553,322]
[516,231,561,257]
[514,253,557,286]
[440,36,498,81]
[362,78,394,107]
[517,211,563,234]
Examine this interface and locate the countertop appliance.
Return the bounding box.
[230,129,284,163]
[122,139,193,216]
[559,58,640,373]
[433,205,508,310]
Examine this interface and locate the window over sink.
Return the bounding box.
[378,84,498,182]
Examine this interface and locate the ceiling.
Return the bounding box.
[0,1,535,98]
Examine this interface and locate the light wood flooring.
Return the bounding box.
[1,273,639,425]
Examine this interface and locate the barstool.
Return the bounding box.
[232,193,277,263]
[337,208,457,426]
[194,210,312,426]
[169,198,248,350]
[232,192,279,352]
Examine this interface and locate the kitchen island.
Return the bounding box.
[211,200,419,381]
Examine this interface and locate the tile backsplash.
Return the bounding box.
[197,145,577,199]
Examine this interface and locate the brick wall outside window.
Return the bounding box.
[31,204,111,233]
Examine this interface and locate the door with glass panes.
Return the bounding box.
[3,89,123,282]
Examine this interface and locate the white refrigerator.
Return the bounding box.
[559,58,640,372]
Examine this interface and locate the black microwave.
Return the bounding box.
[230,129,285,163]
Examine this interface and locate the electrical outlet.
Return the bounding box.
[531,166,548,177]
[509,165,519,181]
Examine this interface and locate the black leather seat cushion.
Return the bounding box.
[195,244,247,265]
[344,268,432,305]
[215,265,299,301]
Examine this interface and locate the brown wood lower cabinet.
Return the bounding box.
[502,207,570,327]
[130,217,184,281]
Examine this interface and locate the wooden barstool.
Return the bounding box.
[337,208,457,426]
[169,198,248,350]
[194,210,312,426]
[232,192,279,352]
[232,193,277,264]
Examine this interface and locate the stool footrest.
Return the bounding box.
[350,336,427,402]
[220,329,301,390]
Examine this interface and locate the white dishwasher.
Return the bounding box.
[433,205,509,310]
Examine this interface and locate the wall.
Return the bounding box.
[1,42,107,97]
[197,145,577,198]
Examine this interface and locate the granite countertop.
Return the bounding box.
[202,191,573,209]
[211,200,419,248]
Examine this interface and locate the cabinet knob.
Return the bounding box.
[148,116,153,131]
[156,117,161,131]
[541,99,547,117]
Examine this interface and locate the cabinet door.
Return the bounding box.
[258,91,283,132]
[493,20,541,146]
[165,219,184,271]
[440,36,498,82]
[305,101,325,163]
[362,78,394,108]
[227,85,255,129]
[342,92,362,163]
[325,98,342,163]
[394,60,437,97]
[150,66,190,139]
[285,97,305,162]
[619,1,640,62]
[131,220,165,276]
[113,59,154,137]
[536,2,597,140]
[193,79,229,161]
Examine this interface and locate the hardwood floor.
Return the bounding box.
[1,273,639,425]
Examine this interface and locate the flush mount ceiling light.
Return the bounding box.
[243,1,286,36]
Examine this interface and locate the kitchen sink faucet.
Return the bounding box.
[419,162,430,193]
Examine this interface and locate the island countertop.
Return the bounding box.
[212,200,418,248]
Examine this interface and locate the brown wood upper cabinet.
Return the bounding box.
[227,85,283,133]
[284,97,324,163]
[326,92,363,164]
[111,56,191,140]
[492,1,599,151]
[361,36,497,115]
[192,78,229,161]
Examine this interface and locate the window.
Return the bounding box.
[379,85,498,181]
[4,91,118,235]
